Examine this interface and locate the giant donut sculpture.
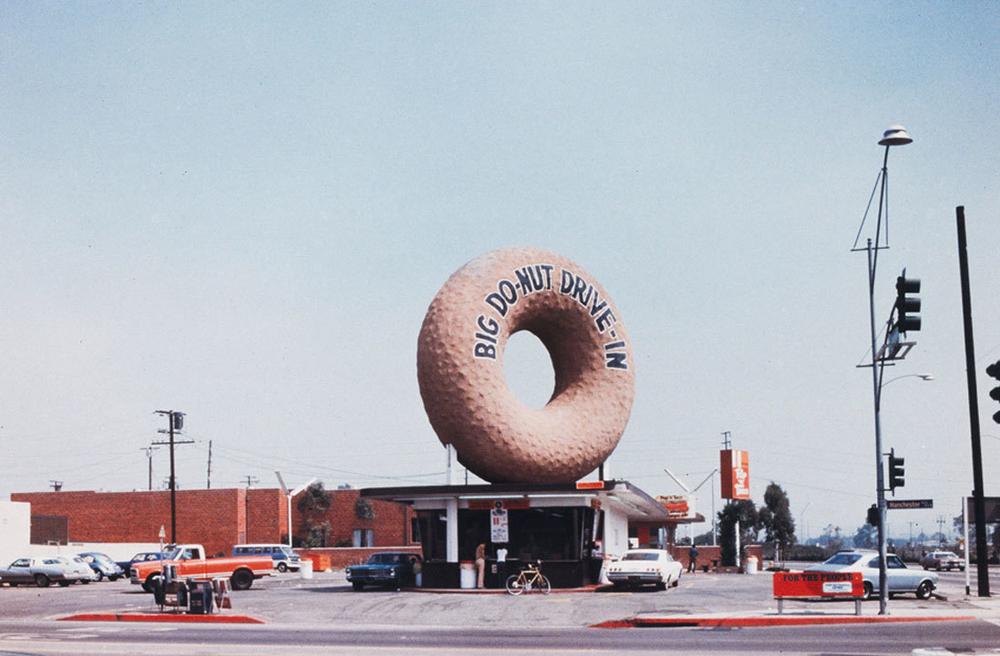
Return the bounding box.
[417,247,635,483]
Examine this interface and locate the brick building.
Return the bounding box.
[11,487,415,558]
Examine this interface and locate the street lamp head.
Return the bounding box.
[917,373,934,381]
[879,125,913,146]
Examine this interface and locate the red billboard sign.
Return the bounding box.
[720,449,750,500]
[657,495,691,519]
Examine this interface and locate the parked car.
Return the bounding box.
[919,550,965,571]
[232,544,302,573]
[807,549,938,600]
[346,552,422,591]
[605,549,684,591]
[0,557,85,587]
[78,552,125,581]
[119,551,166,578]
[59,556,99,583]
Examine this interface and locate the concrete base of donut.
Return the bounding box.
[417,247,635,483]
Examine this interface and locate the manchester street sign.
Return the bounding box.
[887,499,933,510]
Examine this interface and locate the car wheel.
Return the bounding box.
[671,574,680,588]
[109,574,119,582]
[862,582,873,601]
[94,571,104,582]
[34,574,51,588]
[277,562,288,573]
[352,581,364,591]
[656,580,667,591]
[916,581,933,600]
[230,569,254,591]
[58,581,71,587]
[936,564,942,571]
[81,579,90,584]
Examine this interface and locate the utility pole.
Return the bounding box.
[206,440,213,489]
[721,431,732,449]
[141,446,159,491]
[49,480,63,492]
[956,206,990,597]
[936,516,946,544]
[153,410,193,544]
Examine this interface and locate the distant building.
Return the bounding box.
[11,487,415,558]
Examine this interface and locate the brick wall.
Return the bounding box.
[11,489,250,557]
[296,546,422,571]
[12,487,412,557]
[298,488,412,547]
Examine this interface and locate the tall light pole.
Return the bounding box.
[854,125,913,615]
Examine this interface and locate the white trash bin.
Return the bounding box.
[459,561,476,589]
[746,556,758,575]
[300,559,314,579]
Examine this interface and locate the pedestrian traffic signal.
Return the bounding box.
[866,504,880,528]
[895,274,921,334]
[888,449,905,493]
[987,360,1000,424]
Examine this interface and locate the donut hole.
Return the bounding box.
[503,330,555,409]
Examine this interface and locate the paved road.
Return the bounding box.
[1,565,999,654]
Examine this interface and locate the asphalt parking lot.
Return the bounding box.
[2,564,993,628]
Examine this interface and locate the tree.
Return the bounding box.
[759,482,796,561]
[296,481,332,547]
[853,524,877,549]
[718,500,759,566]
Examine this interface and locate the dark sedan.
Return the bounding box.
[346,552,421,591]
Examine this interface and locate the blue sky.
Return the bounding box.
[2,2,998,540]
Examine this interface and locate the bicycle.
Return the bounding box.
[505,561,551,595]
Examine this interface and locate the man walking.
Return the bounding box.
[688,544,699,573]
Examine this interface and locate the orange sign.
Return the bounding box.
[720,449,750,500]
[575,481,606,490]
[773,571,863,598]
[657,494,691,519]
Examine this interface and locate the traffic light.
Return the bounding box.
[895,274,921,334]
[987,360,1000,424]
[866,504,880,528]
[888,449,905,493]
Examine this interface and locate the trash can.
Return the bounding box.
[746,556,759,575]
[459,561,476,589]
[188,581,214,614]
[300,559,314,579]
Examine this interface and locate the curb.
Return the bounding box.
[592,615,977,629]
[59,613,265,624]
[409,584,608,594]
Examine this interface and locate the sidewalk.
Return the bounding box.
[595,592,1000,629]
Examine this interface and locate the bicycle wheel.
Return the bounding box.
[536,575,551,594]
[505,574,524,595]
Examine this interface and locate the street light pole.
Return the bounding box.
[857,125,913,616]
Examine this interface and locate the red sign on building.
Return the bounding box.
[720,449,750,500]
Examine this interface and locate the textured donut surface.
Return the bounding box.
[417,247,634,483]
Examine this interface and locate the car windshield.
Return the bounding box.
[823,553,863,566]
[937,552,958,558]
[279,546,295,557]
[622,553,660,561]
[369,554,402,564]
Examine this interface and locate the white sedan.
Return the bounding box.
[606,549,683,591]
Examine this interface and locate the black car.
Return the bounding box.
[346,552,421,591]
[118,551,166,578]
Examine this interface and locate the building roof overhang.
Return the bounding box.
[361,479,671,522]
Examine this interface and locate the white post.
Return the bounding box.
[287,494,293,548]
[446,445,454,486]
[963,496,971,596]
[446,498,459,563]
[735,519,741,569]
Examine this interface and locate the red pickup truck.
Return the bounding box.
[130,544,274,591]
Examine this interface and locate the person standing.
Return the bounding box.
[475,542,486,588]
[688,544,699,573]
